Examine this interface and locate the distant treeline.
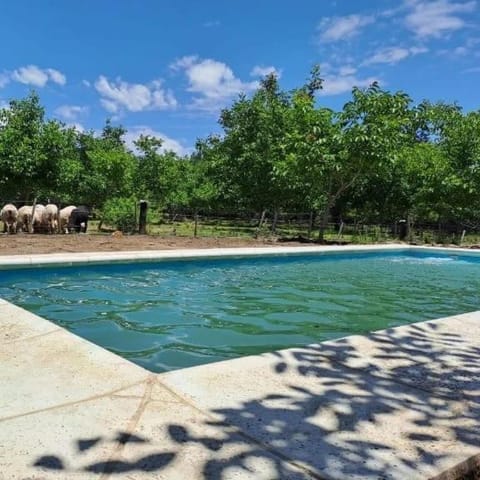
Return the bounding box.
[1,66,479,237]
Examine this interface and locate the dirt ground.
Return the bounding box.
[0,233,308,256]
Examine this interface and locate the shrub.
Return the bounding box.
[102,197,137,233]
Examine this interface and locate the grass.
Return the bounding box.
[89,218,480,247]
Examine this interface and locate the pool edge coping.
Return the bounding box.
[0,243,477,269]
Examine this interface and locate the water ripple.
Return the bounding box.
[1,253,480,372]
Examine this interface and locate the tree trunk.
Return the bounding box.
[318,201,333,243]
[318,206,330,243]
[257,209,267,229]
[407,214,412,242]
[307,211,315,238]
[254,209,267,238]
[271,209,279,234]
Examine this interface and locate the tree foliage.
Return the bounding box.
[1,71,480,234]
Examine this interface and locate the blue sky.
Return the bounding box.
[1,0,479,154]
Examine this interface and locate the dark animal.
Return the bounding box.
[68,206,89,233]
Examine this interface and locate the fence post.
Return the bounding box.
[193,212,199,238]
[138,200,148,234]
[398,220,407,240]
[30,197,37,234]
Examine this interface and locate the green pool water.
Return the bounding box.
[1,251,479,372]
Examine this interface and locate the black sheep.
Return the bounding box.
[68,206,89,233]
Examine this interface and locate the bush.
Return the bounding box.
[102,197,137,232]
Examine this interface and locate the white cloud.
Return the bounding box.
[440,37,480,56]
[82,79,91,88]
[54,105,88,121]
[170,55,198,71]
[124,126,191,156]
[0,73,10,88]
[318,14,375,42]
[453,45,468,55]
[410,46,430,54]
[203,20,220,28]
[66,122,85,132]
[94,76,177,113]
[46,68,66,86]
[250,65,282,78]
[11,65,66,87]
[171,56,258,113]
[338,65,357,76]
[363,46,428,65]
[320,74,379,96]
[405,0,476,38]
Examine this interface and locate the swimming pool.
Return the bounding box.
[1,249,479,372]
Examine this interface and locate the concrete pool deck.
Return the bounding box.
[1,245,480,479]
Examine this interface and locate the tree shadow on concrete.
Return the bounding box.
[33,430,175,475]
[165,319,480,478]
[32,318,480,478]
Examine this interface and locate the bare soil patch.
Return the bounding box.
[0,234,307,256]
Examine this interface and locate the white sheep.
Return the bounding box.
[32,204,46,233]
[1,204,18,234]
[42,204,59,234]
[59,205,77,234]
[17,206,33,233]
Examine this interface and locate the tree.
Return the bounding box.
[0,92,47,201]
[212,73,293,226]
[438,109,480,226]
[0,78,476,240]
[133,134,180,206]
[335,85,419,225]
[39,122,81,203]
[75,122,137,208]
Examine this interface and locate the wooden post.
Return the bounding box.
[30,197,37,234]
[194,212,199,238]
[134,202,137,231]
[398,220,407,240]
[138,200,148,234]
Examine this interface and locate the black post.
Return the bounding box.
[398,219,407,240]
[139,200,148,234]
